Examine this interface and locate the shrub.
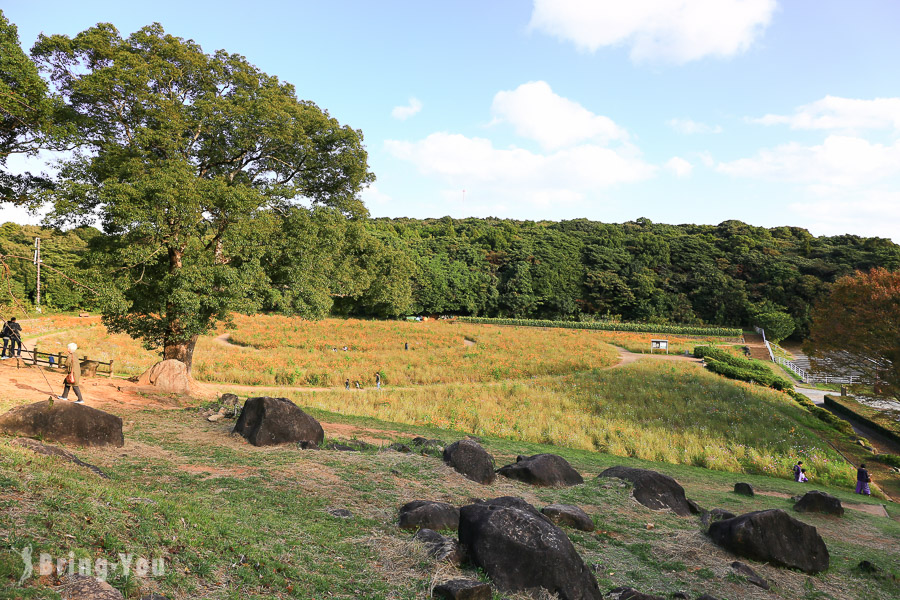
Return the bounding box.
[875,453,900,468]
[455,317,742,337]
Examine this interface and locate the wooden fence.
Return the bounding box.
[13,346,115,378]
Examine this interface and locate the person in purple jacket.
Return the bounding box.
[855,464,871,495]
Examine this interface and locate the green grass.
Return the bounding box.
[0,400,898,600]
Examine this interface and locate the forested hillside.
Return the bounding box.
[3,217,899,339]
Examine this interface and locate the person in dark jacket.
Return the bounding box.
[856,464,871,495]
[1,318,23,359]
[792,460,803,482]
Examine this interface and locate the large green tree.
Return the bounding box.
[32,23,373,370]
[0,10,58,202]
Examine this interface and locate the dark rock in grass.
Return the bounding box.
[542,504,595,532]
[220,392,240,417]
[399,500,460,531]
[598,467,692,516]
[672,593,689,599]
[604,587,664,600]
[476,496,549,521]
[326,440,376,452]
[857,560,880,574]
[458,498,601,599]
[433,579,492,600]
[0,400,124,448]
[60,574,124,599]
[10,438,108,478]
[327,508,353,518]
[731,561,770,590]
[701,508,737,527]
[298,440,319,450]
[793,490,844,516]
[734,482,754,496]
[443,440,495,484]
[388,442,412,453]
[697,596,721,600]
[140,595,171,600]
[708,509,829,573]
[497,453,584,487]
[414,528,466,565]
[686,498,703,514]
[232,397,324,447]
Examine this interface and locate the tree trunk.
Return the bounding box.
[163,335,199,373]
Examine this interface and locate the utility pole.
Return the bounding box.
[33,237,41,313]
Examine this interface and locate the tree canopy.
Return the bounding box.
[29,22,374,369]
[805,267,900,399]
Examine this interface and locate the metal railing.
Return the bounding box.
[755,326,858,385]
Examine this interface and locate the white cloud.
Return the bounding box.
[385,132,656,207]
[491,81,627,150]
[391,97,423,120]
[361,184,392,207]
[665,157,693,178]
[754,96,900,131]
[529,0,776,63]
[789,189,900,240]
[717,135,900,186]
[667,118,722,134]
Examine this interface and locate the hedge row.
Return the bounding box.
[456,317,743,337]
[786,390,856,436]
[704,358,794,391]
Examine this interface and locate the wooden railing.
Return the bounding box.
[13,346,115,378]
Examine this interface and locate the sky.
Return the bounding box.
[3,0,900,240]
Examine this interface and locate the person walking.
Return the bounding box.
[1,317,23,359]
[792,460,803,482]
[375,372,381,390]
[855,464,871,495]
[57,343,84,404]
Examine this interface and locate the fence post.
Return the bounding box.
[108,359,115,378]
[33,345,38,365]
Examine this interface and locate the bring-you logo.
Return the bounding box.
[16,544,165,585]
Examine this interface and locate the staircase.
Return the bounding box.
[742,333,772,362]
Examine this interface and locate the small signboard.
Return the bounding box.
[650,339,669,354]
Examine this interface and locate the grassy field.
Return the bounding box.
[19,315,870,487]
[0,401,897,600]
[31,316,622,385]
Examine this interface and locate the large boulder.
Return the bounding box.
[0,401,123,447]
[542,504,595,532]
[433,579,491,600]
[458,497,602,599]
[598,467,692,516]
[793,491,844,516]
[399,500,460,531]
[443,439,495,484]
[497,454,584,487]
[231,397,324,446]
[708,509,829,574]
[135,359,197,394]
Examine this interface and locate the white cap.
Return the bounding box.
[67,343,78,352]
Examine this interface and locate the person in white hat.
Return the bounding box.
[57,342,84,404]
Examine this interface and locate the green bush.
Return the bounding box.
[455,317,742,337]
[876,453,900,468]
[785,390,856,435]
[704,359,793,391]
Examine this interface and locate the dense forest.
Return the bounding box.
[3,217,898,340]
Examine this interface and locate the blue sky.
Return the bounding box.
[3,0,900,239]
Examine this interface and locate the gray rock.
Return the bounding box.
[701,508,736,527]
[497,453,584,487]
[734,482,754,496]
[414,528,465,565]
[0,401,124,447]
[793,490,844,516]
[60,574,124,599]
[327,508,353,518]
[232,397,324,446]
[433,579,491,600]
[598,466,692,516]
[399,500,460,531]
[731,561,770,590]
[542,504,595,531]
[459,497,601,599]
[604,587,664,600]
[443,439,495,484]
[708,509,829,574]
